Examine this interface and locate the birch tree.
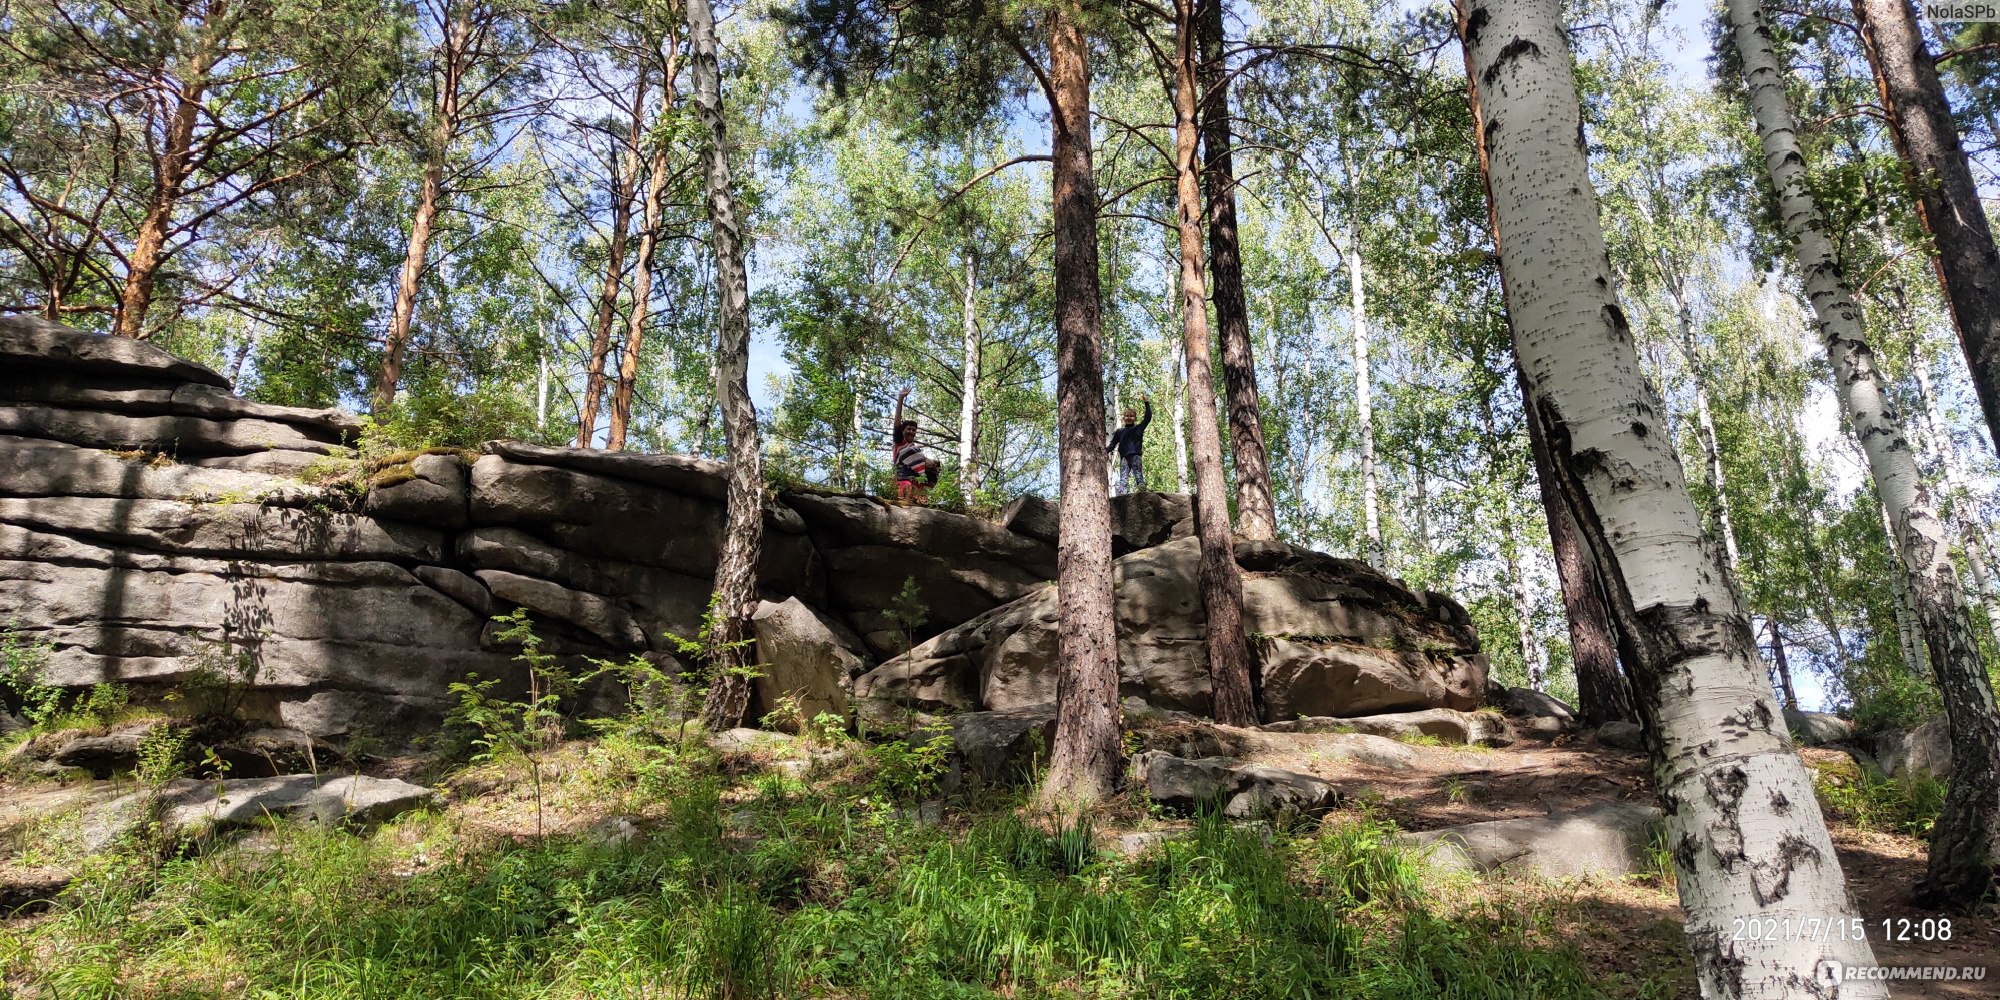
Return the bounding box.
[1459,1,1886,993]
[1729,0,2000,910]
[687,0,763,730]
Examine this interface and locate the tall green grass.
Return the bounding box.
[5,767,1611,999]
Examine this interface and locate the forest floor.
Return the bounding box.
[0,717,1992,999]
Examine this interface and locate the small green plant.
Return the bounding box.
[887,576,929,655]
[658,597,765,730]
[1,627,63,728]
[134,724,192,790]
[174,637,258,719]
[1812,759,1946,837]
[446,609,576,835]
[1442,775,1469,804]
[1394,731,1445,747]
[867,720,954,803]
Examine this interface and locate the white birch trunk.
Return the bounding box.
[1879,500,1930,675]
[1503,506,1546,691]
[958,251,982,498]
[1464,1,1883,992]
[1731,0,2000,909]
[1346,160,1382,569]
[1911,356,2000,651]
[687,0,763,728]
[1668,281,1742,572]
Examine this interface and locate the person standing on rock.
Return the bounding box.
[1105,393,1151,495]
[890,387,937,504]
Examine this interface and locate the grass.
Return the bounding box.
[1,731,1622,1000]
[1808,754,1946,839]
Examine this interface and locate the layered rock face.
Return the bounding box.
[854,536,1489,721]
[1,318,1486,737]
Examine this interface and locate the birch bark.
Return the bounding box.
[1729,0,2000,911]
[1464,0,1884,991]
[958,250,983,497]
[687,0,763,730]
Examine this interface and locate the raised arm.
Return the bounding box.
[1138,395,1153,431]
[891,387,908,452]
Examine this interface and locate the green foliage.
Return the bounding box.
[1811,758,1948,839]
[133,724,193,790]
[1,628,63,728]
[888,576,929,655]
[865,721,954,803]
[446,609,578,834]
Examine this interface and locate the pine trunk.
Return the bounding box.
[1731,0,2000,912]
[115,24,216,339]
[1035,2,1123,811]
[1769,621,1800,713]
[577,68,649,448]
[375,163,444,413]
[1195,0,1277,541]
[1518,367,1631,724]
[1853,0,2000,454]
[687,0,763,731]
[1172,0,1255,728]
[374,6,469,413]
[609,139,673,451]
[1465,1,1885,992]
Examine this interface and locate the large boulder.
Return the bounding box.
[748,597,861,727]
[787,493,1056,651]
[77,774,435,851]
[1494,686,1578,735]
[0,435,320,505]
[1874,717,1952,779]
[0,315,231,389]
[1130,750,1342,819]
[1784,709,1856,746]
[468,453,820,600]
[363,453,469,528]
[999,491,1194,555]
[856,536,1485,722]
[1402,801,1664,880]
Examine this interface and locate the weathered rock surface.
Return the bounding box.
[1262,708,1508,746]
[1,320,1487,742]
[1874,717,1952,779]
[1784,709,1856,747]
[999,491,1194,554]
[749,597,860,726]
[363,453,469,528]
[1,315,231,389]
[1130,750,1342,819]
[943,705,1057,784]
[1494,687,1577,735]
[1595,721,1645,752]
[77,774,435,851]
[859,537,1485,721]
[1402,801,1664,880]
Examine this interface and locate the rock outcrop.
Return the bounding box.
[2,319,1489,739]
[855,536,1487,721]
